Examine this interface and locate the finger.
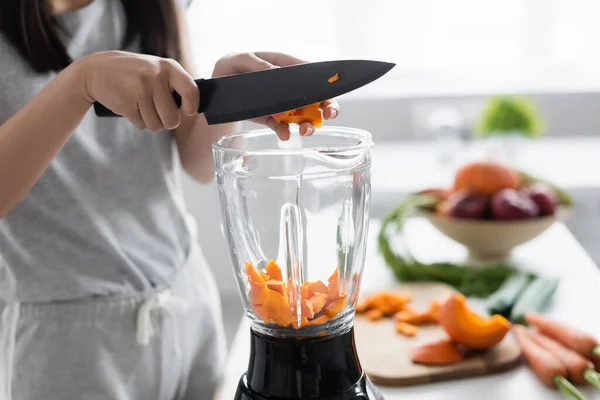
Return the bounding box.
[233,53,275,73]
[123,107,146,130]
[152,81,181,130]
[138,93,163,132]
[299,122,316,136]
[254,52,307,67]
[166,60,199,116]
[265,117,291,141]
[320,99,340,120]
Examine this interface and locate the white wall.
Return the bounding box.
[186,91,600,295]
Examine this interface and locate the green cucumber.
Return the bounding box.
[486,271,534,317]
[509,277,559,324]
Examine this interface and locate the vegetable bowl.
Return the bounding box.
[415,161,573,261]
[417,206,570,261]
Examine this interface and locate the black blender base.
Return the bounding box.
[234,373,379,400]
[233,327,384,400]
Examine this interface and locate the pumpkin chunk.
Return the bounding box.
[272,103,323,128]
[328,73,339,83]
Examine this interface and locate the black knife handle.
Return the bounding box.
[93,78,209,117]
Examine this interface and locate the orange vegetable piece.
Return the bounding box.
[245,262,267,285]
[266,280,286,296]
[301,299,315,319]
[248,283,271,305]
[367,309,384,321]
[253,305,270,323]
[395,321,418,337]
[325,295,347,318]
[327,269,342,299]
[356,302,369,314]
[429,301,441,322]
[306,280,328,298]
[272,103,323,128]
[263,291,292,327]
[308,293,327,314]
[328,73,339,83]
[300,283,309,301]
[394,310,415,322]
[265,260,283,281]
[438,293,511,350]
[396,301,440,325]
[410,339,464,365]
[453,161,521,197]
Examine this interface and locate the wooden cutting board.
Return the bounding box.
[353,282,522,386]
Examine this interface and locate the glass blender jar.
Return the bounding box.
[213,126,383,399]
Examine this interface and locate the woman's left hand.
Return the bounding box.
[213,52,340,141]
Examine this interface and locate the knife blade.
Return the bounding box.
[93,59,395,125]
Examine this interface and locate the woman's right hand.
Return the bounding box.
[75,51,200,132]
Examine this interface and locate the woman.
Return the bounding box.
[0,0,339,399]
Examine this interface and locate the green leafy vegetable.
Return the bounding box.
[377,194,518,298]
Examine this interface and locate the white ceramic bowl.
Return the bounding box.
[417,207,571,261]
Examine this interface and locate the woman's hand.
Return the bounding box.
[77,51,199,132]
[213,52,340,141]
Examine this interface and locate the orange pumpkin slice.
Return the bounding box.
[265,260,283,281]
[272,103,323,128]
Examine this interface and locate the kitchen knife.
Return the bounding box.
[93,59,395,125]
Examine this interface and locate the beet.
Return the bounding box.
[445,190,489,219]
[491,189,539,220]
[522,183,558,216]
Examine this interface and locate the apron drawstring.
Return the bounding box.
[136,289,188,359]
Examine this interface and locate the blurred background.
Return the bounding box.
[181,0,600,342]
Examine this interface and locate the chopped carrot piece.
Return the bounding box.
[301,299,315,319]
[263,291,292,327]
[395,321,418,337]
[248,283,270,305]
[307,280,328,298]
[325,295,347,318]
[394,310,415,322]
[253,305,270,323]
[327,269,342,299]
[245,262,266,285]
[367,309,384,321]
[272,103,323,128]
[266,280,285,296]
[309,293,327,314]
[265,260,282,281]
[328,73,339,83]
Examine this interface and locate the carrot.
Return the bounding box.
[395,321,418,337]
[526,313,599,360]
[513,326,586,399]
[513,325,567,387]
[367,309,383,321]
[410,339,464,365]
[530,330,593,385]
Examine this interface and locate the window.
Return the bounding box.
[186,0,600,96]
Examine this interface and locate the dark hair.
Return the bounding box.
[0,0,181,73]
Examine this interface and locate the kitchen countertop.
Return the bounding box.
[214,217,600,400]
